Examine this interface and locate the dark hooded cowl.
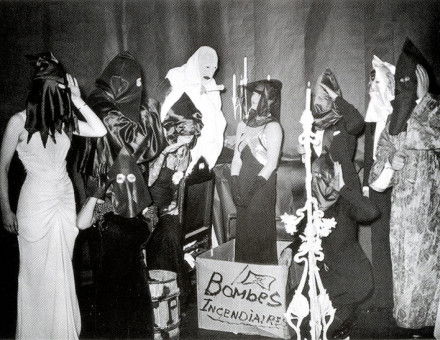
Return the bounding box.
[25,52,77,147]
[389,38,439,135]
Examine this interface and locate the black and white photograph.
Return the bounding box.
[1,0,440,339]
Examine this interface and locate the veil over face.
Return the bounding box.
[241,79,282,127]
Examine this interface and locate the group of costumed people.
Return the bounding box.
[1,36,440,340]
[279,38,440,339]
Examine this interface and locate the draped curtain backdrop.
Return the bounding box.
[1,0,440,155]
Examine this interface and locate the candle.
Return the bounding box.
[305,82,311,111]
[243,57,248,85]
[232,74,237,120]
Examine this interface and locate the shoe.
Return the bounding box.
[332,318,356,339]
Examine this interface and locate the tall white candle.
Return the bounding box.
[243,57,248,84]
[305,82,311,111]
[232,74,237,99]
[232,74,237,120]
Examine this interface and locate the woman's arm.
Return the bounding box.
[258,122,282,179]
[76,197,99,230]
[65,74,107,138]
[230,122,245,176]
[0,113,24,233]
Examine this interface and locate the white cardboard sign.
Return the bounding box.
[196,240,291,339]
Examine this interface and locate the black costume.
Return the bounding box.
[233,80,282,265]
[363,123,393,310]
[79,52,163,338]
[292,70,379,336]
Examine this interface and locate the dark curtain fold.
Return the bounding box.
[1,0,440,155]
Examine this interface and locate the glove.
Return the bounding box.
[241,176,267,207]
[230,175,243,207]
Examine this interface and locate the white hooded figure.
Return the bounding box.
[365,55,396,158]
[160,46,227,174]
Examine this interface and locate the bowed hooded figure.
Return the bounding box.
[160,46,226,174]
[77,51,162,338]
[0,52,107,340]
[298,69,379,339]
[369,38,440,330]
[363,55,396,315]
[230,79,283,265]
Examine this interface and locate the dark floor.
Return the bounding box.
[76,276,435,340]
[0,229,435,340]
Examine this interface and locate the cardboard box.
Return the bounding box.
[196,240,291,339]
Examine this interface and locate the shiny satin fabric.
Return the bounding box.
[78,53,163,179]
[162,92,203,148]
[93,51,143,123]
[312,68,342,130]
[25,52,77,147]
[311,150,339,211]
[389,38,439,136]
[107,148,151,219]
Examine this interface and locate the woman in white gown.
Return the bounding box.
[0,52,106,339]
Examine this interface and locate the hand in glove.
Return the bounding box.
[230,175,243,207]
[92,175,114,201]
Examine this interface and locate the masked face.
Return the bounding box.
[107,148,150,218]
[312,69,342,130]
[389,39,435,135]
[250,91,262,110]
[198,49,218,80]
[365,56,395,123]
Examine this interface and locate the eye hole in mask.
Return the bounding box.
[127,174,136,183]
[116,174,126,183]
[370,69,376,82]
[400,76,410,83]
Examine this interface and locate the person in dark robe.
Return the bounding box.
[78,51,163,338]
[281,69,380,339]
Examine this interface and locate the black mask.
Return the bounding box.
[389,38,439,135]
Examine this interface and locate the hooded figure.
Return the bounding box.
[362,55,396,316]
[79,51,163,214]
[312,68,343,130]
[365,55,395,157]
[107,148,151,218]
[389,38,439,135]
[25,52,77,146]
[160,46,226,173]
[299,69,379,339]
[79,52,160,338]
[241,79,282,127]
[369,39,440,330]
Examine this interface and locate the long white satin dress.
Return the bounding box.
[15,115,81,339]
